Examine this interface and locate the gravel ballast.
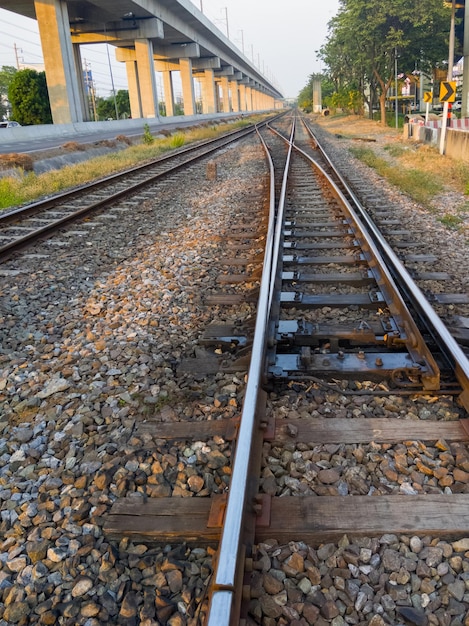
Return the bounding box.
[0,117,469,625]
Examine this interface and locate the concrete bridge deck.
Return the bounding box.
[0,0,283,124]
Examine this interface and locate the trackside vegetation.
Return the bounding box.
[299,0,456,126]
[0,118,260,210]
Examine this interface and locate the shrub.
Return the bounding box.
[142,123,154,144]
[0,179,21,208]
[169,133,185,148]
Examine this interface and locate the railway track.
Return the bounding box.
[2,111,469,625]
[0,118,278,261]
[100,113,469,625]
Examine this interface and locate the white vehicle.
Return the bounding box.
[0,121,21,128]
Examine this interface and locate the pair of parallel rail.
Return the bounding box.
[3,113,469,625]
[208,112,469,625]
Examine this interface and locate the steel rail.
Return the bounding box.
[290,134,440,390]
[0,123,266,224]
[301,117,469,411]
[0,122,274,261]
[266,113,440,390]
[206,119,283,626]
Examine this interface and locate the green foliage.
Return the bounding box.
[316,0,450,124]
[8,69,52,125]
[169,133,185,148]
[96,90,130,120]
[0,178,20,208]
[325,89,363,113]
[174,101,185,116]
[0,66,17,119]
[438,213,464,230]
[142,123,154,145]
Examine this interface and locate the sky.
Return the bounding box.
[0,0,340,99]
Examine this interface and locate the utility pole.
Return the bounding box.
[462,0,469,117]
[84,59,97,121]
[14,43,21,69]
[103,23,119,120]
[239,29,245,54]
[223,7,229,38]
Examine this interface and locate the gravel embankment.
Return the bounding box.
[0,137,266,625]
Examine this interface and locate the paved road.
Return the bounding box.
[0,113,242,154]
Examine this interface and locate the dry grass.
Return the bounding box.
[314,113,469,202]
[94,139,118,149]
[62,141,86,152]
[115,134,133,145]
[0,116,265,210]
[0,153,34,172]
[395,144,469,194]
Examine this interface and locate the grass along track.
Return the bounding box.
[0,115,267,211]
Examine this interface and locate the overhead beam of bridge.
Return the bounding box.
[70,17,165,45]
[1,0,283,124]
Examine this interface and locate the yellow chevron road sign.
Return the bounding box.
[440,81,456,103]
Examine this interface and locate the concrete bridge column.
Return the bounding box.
[200,69,217,114]
[124,60,142,119]
[246,87,253,111]
[34,0,85,124]
[135,39,159,118]
[255,90,261,111]
[73,43,91,121]
[179,58,196,116]
[229,81,240,112]
[254,90,260,111]
[220,76,231,112]
[162,71,175,117]
[239,84,247,111]
[250,90,255,111]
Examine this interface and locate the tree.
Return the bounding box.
[298,73,335,112]
[319,0,450,125]
[8,69,52,125]
[0,66,17,120]
[96,90,130,120]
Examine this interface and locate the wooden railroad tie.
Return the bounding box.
[104,418,469,544]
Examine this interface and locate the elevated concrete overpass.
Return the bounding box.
[0,0,284,124]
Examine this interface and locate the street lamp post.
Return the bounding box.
[439,0,457,154]
[395,47,399,128]
[103,22,119,120]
